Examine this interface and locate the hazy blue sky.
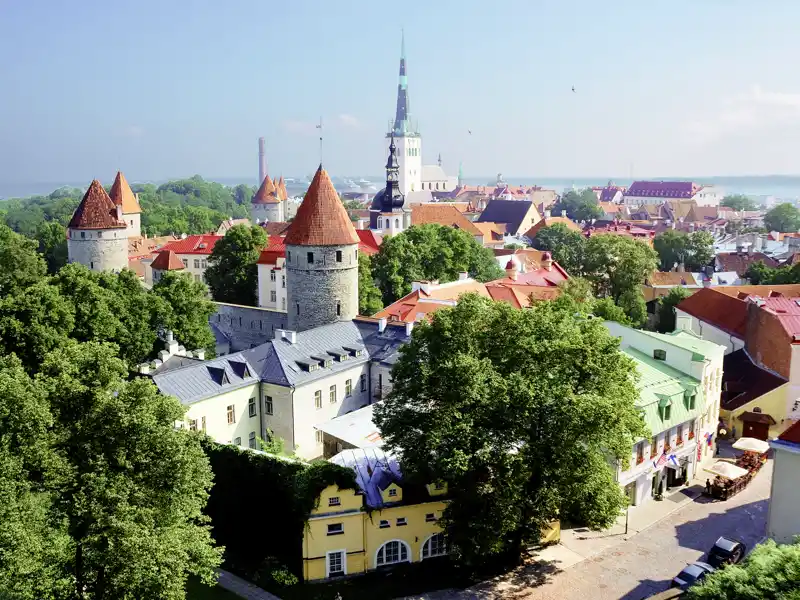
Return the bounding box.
[2,0,800,184]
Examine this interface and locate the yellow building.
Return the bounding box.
[302,449,448,581]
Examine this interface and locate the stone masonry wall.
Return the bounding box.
[286,243,359,332]
[67,228,128,272]
[251,203,284,224]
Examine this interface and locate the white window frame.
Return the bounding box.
[345,379,352,397]
[248,397,256,418]
[264,396,273,415]
[226,405,235,424]
[374,539,411,568]
[326,549,346,578]
[329,385,337,404]
[420,533,448,560]
[315,390,322,409]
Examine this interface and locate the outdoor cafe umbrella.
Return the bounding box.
[732,437,770,454]
[705,461,749,480]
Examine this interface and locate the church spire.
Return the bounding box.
[392,31,411,136]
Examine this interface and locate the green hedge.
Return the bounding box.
[200,438,356,582]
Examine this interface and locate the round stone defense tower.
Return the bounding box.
[67,179,129,273]
[109,170,142,238]
[251,175,284,223]
[284,166,360,332]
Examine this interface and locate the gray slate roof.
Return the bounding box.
[477,199,535,234]
[153,319,411,405]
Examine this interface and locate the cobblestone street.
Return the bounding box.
[402,455,772,600]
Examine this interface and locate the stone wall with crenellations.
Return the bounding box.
[67,227,129,272]
[286,243,359,332]
[251,202,284,224]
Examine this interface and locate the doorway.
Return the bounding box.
[743,420,769,441]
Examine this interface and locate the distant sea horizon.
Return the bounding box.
[5,174,800,201]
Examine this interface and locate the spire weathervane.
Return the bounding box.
[316,117,323,165]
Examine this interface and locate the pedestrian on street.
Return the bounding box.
[705,478,711,495]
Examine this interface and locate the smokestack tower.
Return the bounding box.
[258,137,267,184]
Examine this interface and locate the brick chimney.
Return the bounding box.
[505,259,518,281]
[541,252,553,271]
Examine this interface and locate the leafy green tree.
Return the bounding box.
[552,189,603,223]
[374,294,647,566]
[765,203,800,233]
[744,260,800,285]
[657,287,691,333]
[504,243,525,250]
[583,234,658,324]
[556,277,631,325]
[721,194,758,211]
[0,342,223,599]
[687,539,800,600]
[358,254,383,316]
[231,184,255,205]
[35,221,69,274]
[205,224,268,305]
[372,224,504,304]
[152,271,217,354]
[0,223,47,297]
[653,230,714,271]
[530,223,587,275]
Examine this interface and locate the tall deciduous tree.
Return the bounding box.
[529,223,587,275]
[0,223,47,297]
[720,194,758,211]
[0,342,223,599]
[687,540,800,600]
[35,221,69,274]
[764,203,800,233]
[372,224,504,304]
[205,224,267,305]
[152,271,217,354]
[657,287,691,333]
[552,189,603,223]
[358,254,383,316]
[653,230,714,272]
[374,295,647,566]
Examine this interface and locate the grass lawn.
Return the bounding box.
[186,577,244,600]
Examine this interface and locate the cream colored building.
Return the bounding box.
[767,421,800,543]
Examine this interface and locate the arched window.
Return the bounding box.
[378,218,382,228]
[395,219,399,228]
[421,533,447,560]
[375,540,410,567]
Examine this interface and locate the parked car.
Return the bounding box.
[707,536,746,567]
[671,562,716,589]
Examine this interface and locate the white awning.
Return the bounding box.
[732,437,770,454]
[705,461,749,480]
[314,403,384,449]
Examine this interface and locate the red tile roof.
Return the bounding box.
[252,175,280,204]
[108,171,141,214]
[284,166,359,246]
[356,230,381,256]
[524,216,581,239]
[68,180,127,230]
[716,252,778,276]
[676,288,748,337]
[260,221,291,236]
[277,176,288,201]
[151,249,185,271]
[158,234,222,255]
[778,420,800,444]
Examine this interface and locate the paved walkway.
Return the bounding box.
[401,441,772,600]
[215,569,282,600]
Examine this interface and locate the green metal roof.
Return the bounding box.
[635,329,723,362]
[625,348,705,434]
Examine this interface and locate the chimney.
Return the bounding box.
[544,209,551,218]
[258,137,267,184]
[561,209,567,218]
[505,260,518,281]
[458,271,469,281]
[405,321,414,336]
[166,330,174,343]
[194,349,205,360]
[541,252,553,271]
[138,363,150,375]
[378,317,387,333]
[284,330,297,344]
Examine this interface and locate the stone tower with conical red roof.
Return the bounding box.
[284,166,359,332]
[251,175,284,223]
[67,179,129,272]
[108,171,142,237]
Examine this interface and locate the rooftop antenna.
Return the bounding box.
[316,117,323,165]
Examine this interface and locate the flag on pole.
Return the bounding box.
[668,454,679,467]
[653,452,667,469]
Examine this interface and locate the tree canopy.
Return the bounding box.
[529,223,586,275]
[656,287,691,333]
[374,294,647,566]
[205,224,268,305]
[0,223,47,296]
[0,343,222,599]
[687,539,800,600]
[552,189,603,223]
[653,230,715,271]
[151,271,217,355]
[371,224,504,304]
[358,254,384,316]
[764,203,800,233]
[745,260,800,286]
[721,194,758,211]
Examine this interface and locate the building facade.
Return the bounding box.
[251,175,287,224]
[67,179,129,272]
[156,234,221,284]
[370,136,412,235]
[766,421,800,544]
[605,323,725,507]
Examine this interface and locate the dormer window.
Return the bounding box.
[653,349,666,361]
[388,488,397,497]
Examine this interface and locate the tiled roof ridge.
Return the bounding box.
[253,175,280,204]
[284,166,359,246]
[68,180,127,230]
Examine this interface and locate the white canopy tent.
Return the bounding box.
[732,437,770,454]
[705,461,749,480]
